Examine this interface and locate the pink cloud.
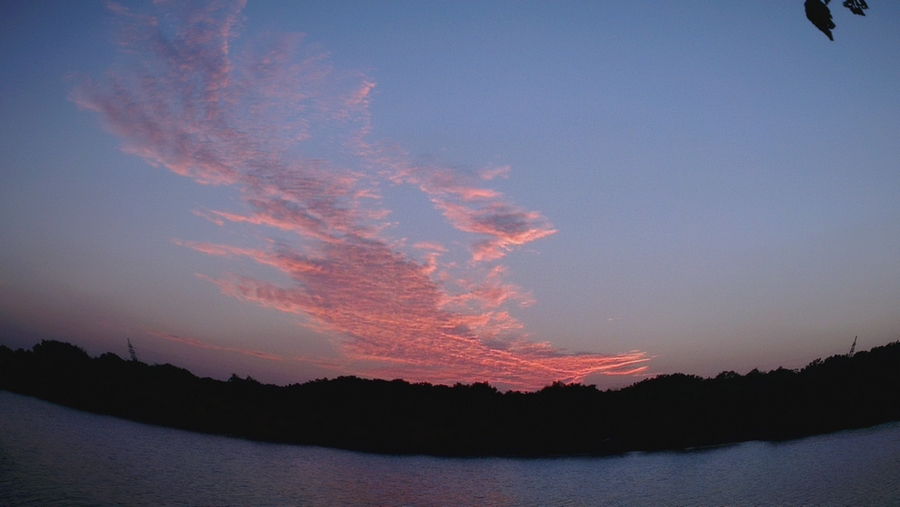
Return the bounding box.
[429,199,557,262]
[77,0,648,390]
[413,241,448,252]
[479,165,511,181]
[379,162,557,262]
[182,236,646,389]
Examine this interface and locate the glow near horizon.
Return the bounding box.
[0,1,898,390]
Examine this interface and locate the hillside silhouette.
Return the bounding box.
[2,340,899,457]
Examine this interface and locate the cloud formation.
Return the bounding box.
[148,330,344,371]
[75,0,648,390]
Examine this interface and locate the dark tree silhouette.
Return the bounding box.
[2,339,899,457]
[805,0,869,41]
[806,0,836,40]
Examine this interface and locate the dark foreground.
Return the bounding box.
[1,341,899,457]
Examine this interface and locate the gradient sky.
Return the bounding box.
[1,1,898,390]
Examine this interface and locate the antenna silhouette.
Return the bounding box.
[127,338,139,362]
[848,336,857,357]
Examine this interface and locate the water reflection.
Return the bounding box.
[1,391,898,506]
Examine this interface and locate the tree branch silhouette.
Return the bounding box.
[805,0,869,41]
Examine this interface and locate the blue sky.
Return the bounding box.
[1,1,898,389]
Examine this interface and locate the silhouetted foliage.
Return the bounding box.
[2,339,899,457]
[806,0,837,40]
[805,0,869,40]
[843,0,869,16]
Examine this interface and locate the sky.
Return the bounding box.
[1,1,898,391]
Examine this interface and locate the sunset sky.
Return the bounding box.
[1,1,898,390]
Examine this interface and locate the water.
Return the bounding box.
[1,391,898,506]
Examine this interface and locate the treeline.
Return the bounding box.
[1,340,899,457]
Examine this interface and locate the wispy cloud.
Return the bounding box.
[148,330,343,371]
[149,330,286,362]
[75,0,648,390]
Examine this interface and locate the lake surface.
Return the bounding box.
[1,390,899,506]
